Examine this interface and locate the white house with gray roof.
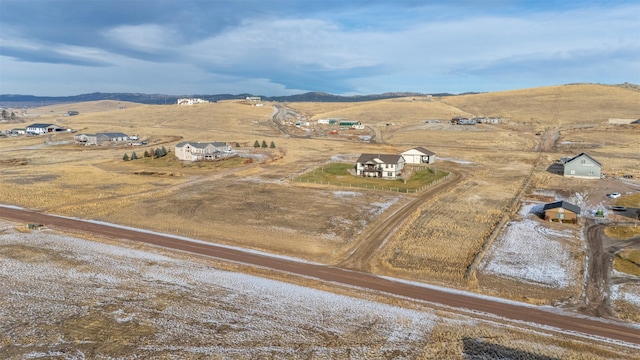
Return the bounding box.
[355,154,405,179]
[26,123,61,134]
[174,141,232,161]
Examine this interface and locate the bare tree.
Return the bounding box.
[400,167,413,184]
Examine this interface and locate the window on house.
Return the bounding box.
[581,160,586,164]
[570,170,575,175]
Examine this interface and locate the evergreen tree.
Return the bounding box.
[131,151,138,160]
[1,110,7,119]
[269,141,276,149]
[144,150,150,158]
[261,140,268,148]
[161,146,167,156]
[253,140,260,148]
[154,148,162,158]
[236,142,240,148]
[123,153,129,161]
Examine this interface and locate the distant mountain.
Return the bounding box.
[264,91,456,102]
[0,91,458,107]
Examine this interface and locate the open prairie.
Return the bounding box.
[1,84,639,322]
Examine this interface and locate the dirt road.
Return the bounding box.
[1,205,639,346]
[338,170,463,271]
[582,220,640,317]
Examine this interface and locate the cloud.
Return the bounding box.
[1,1,639,95]
[103,24,181,54]
[0,33,115,67]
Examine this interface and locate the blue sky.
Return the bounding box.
[1,0,639,96]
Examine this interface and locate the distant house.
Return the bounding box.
[26,123,61,134]
[177,98,209,105]
[98,132,129,142]
[451,116,476,125]
[355,154,405,179]
[401,147,436,164]
[174,141,232,161]
[74,132,128,145]
[10,128,26,135]
[339,120,361,127]
[543,201,581,224]
[562,153,602,179]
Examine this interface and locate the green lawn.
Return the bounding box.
[294,163,448,192]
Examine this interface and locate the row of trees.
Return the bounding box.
[254,140,276,149]
[123,146,167,161]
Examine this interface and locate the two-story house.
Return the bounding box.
[355,154,405,179]
[174,141,232,161]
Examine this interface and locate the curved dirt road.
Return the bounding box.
[582,221,640,317]
[1,205,639,346]
[338,170,463,271]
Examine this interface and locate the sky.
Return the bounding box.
[1,0,639,96]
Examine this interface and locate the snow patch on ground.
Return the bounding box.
[240,177,285,184]
[518,202,545,217]
[370,198,401,216]
[330,154,358,162]
[610,283,640,308]
[480,218,576,288]
[332,190,362,198]
[438,157,474,165]
[0,229,440,357]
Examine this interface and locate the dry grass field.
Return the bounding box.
[1,84,639,324]
[439,84,640,125]
[1,224,637,359]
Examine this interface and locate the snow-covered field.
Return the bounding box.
[611,282,640,308]
[1,223,637,359]
[480,203,582,288]
[0,226,440,358]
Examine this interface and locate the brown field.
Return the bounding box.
[2,225,637,359]
[1,84,640,337]
[614,249,640,276]
[440,84,640,125]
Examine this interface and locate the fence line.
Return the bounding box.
[293,172,450,194]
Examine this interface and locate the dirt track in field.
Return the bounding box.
[1,205,639,346]
[581,221,640,317]
[337,170,464,271]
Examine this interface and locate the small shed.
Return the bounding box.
[542,201,581,224]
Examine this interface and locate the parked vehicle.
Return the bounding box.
[611,206,627,211]
[607,192,621,199]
